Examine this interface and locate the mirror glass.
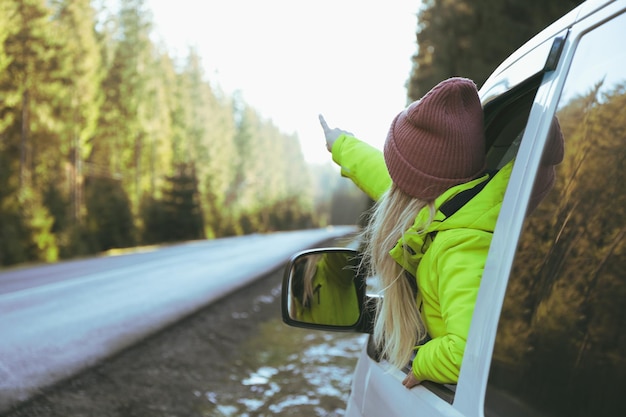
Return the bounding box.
[286,249,363,327]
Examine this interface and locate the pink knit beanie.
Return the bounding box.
[384,77,486,200]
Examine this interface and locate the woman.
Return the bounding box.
[319,78,511,388]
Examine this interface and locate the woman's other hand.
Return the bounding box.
[402,371,422,389]
[319,114,352,152]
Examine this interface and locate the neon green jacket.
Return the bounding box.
[332,134,511,384]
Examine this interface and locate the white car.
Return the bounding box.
[281,0,626,416]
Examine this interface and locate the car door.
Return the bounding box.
[483,5,626,417]
[455,1,626,417]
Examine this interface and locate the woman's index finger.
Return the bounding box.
[318,114,330,132]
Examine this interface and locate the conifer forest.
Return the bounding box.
[0,0,581,267]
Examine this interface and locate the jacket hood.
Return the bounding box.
[389,161,513,272]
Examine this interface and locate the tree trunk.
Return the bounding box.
[19,89,29,189]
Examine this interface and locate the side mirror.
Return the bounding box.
[281,247,376,333]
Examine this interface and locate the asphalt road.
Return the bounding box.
[0,227,358,413]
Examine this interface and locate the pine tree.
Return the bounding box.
[0,0,61,264]
[0,1,17,141]
[408,0,584,100]
[90,0,153,213]
[3,0,61,189]
[161,163,205,241]
[179,49,239,237]
[143,48,176,198]
[230,102,263,214]
[50,0,102,229]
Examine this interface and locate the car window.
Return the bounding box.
[483,77,542,170]
[485,11,626,417]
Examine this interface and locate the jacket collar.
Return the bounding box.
[388,161,513,272]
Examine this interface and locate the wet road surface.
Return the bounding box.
[1,238,366,417]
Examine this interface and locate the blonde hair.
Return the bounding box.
[289,254,320,320]
[361,184,434,369]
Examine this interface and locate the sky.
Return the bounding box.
[146,0,420,164]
